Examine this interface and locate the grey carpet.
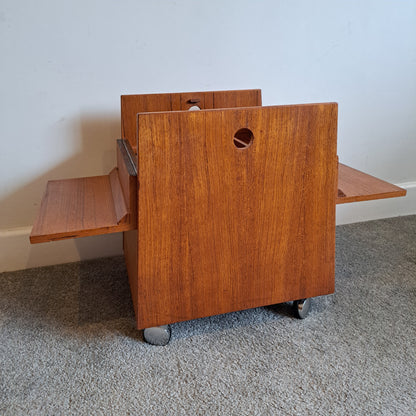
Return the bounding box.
[1,216,415,415]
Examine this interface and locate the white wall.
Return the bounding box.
[1,0,415,271]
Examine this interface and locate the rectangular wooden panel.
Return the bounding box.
[337,163,406,204]
[121,89,262,152]
[136,103,338,329]
[122,89,263,327]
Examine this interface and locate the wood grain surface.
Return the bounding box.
[135,103,338,329]
[121,89,262,153]
[337,163,406,204]
[30,170,135,243]
[121,90,262,324]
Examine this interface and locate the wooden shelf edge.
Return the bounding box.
[337,163,407,205]
[336,190,407,204]
[30,222,135,244]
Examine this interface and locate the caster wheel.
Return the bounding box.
[143,325,171,346]
[293,298,311,319]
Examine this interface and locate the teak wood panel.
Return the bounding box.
[121,89,262,321]
[136,104,338,329]
[121,89,262,153]
[336,163,406,204]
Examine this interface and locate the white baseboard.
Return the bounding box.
[1,182,414,273]
[0,228,123,273]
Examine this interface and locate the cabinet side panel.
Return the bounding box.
[137,104,337,329]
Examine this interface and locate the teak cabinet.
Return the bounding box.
[30,90,406,345]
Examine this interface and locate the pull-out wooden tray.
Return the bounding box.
[337,163,406,204]
[30,140,137,244]
[30,172,130,243]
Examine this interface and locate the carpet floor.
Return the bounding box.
[1,216,415,415]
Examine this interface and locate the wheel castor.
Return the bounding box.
[143,325,171,346]
[293,298,311,319]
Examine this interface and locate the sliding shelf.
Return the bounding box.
[337,163,406,204]
[30,169,135,243]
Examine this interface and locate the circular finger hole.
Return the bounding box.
[188,105,201,111]
[233,128,253,149]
